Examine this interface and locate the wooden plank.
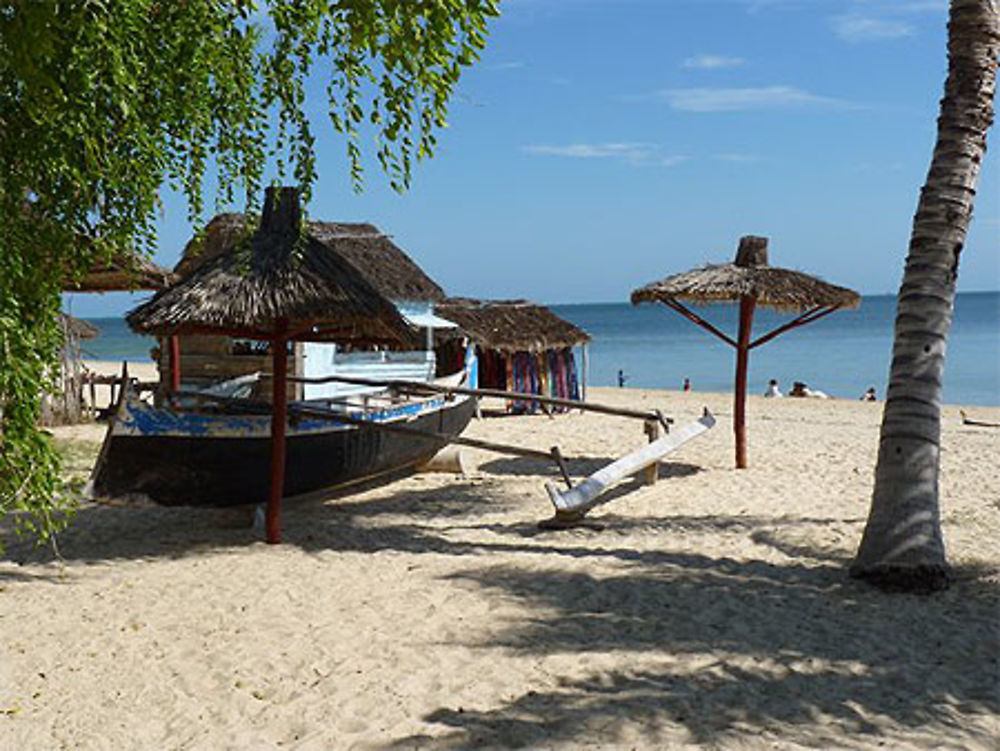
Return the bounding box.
[961,410,1000,428]
[545,409,716,519]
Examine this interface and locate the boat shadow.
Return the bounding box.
[478,455,703,482]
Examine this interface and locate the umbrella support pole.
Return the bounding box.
[169,336,181,394]
[734,295,756,469]
[267,320,289,544]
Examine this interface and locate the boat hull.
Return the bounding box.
[91,395,477,507]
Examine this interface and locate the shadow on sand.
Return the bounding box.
[378,555,998,749]
[2,473,997,748]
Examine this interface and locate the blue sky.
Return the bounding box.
[66,0,999,317]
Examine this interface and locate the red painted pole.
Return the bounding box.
[266,319,289,544]
[169,335,181,394]
[734,295,756,469]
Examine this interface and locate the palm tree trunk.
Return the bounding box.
[851,0,999,591]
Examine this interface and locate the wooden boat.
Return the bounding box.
[90,352,478,507]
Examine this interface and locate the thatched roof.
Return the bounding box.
[61,314,99,341]
[435,298,591,353]
[631,236,859,312]
[127,188,418,347]
[66,252,175,292]
[175,214,445,303]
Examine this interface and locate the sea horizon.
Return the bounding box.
[74,291,999,407]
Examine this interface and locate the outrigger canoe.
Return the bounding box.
[91,355,478,507]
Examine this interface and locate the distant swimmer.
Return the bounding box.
[617,369,628,388]
[764,379,782,398]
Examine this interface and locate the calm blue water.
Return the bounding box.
[552,292,999,407]
[78,292,999,405]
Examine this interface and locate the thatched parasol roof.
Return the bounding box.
[631,236,859,312]
[435,298,591,353]
[175,214,445,303]
[61,314,99,341]
[65,252,175,293]
[127,188,417,346]
[631,235,860,470]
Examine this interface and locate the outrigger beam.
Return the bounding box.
[544,409,716,524]
[270,373,674,430]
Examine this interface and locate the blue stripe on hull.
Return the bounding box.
[93,396,477,507]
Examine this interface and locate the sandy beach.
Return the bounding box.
[2,364,998,750]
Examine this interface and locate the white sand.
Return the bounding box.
[2,381,998,750]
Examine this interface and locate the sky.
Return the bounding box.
[65,0,999,318]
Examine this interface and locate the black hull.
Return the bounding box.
[92,397,477,507]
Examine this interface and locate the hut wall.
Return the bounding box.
[301,343,436,400]
[159,335,301,403]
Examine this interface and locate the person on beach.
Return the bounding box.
[617,369,628,388]
[764,379,782,398]
[789,381,829,399]
[861,386,877,401]
[682,377,691,392]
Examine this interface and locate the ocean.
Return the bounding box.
[77,292,999,406]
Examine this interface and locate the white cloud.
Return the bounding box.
[487,61,526,71]
[522,142,685,166]
[828,0,945,42]
[831,14,914,42]
[682,54,747,70]
[651,86,852,112]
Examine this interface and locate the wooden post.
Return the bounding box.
[266,319,289,544]
[642,418,661,485]
[734,295,756,469]
[169,335,181,394]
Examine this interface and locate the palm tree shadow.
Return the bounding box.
[377,558,1000,750]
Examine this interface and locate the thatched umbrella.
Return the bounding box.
[632,235,859,468]
[62,314,99,341]
[127,186,417,543]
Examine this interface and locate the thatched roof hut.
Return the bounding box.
[433,298,590,409]
[631,237,859,312]
[174,214,445,303]
[434,298,591,353]
[126,192,416,348]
